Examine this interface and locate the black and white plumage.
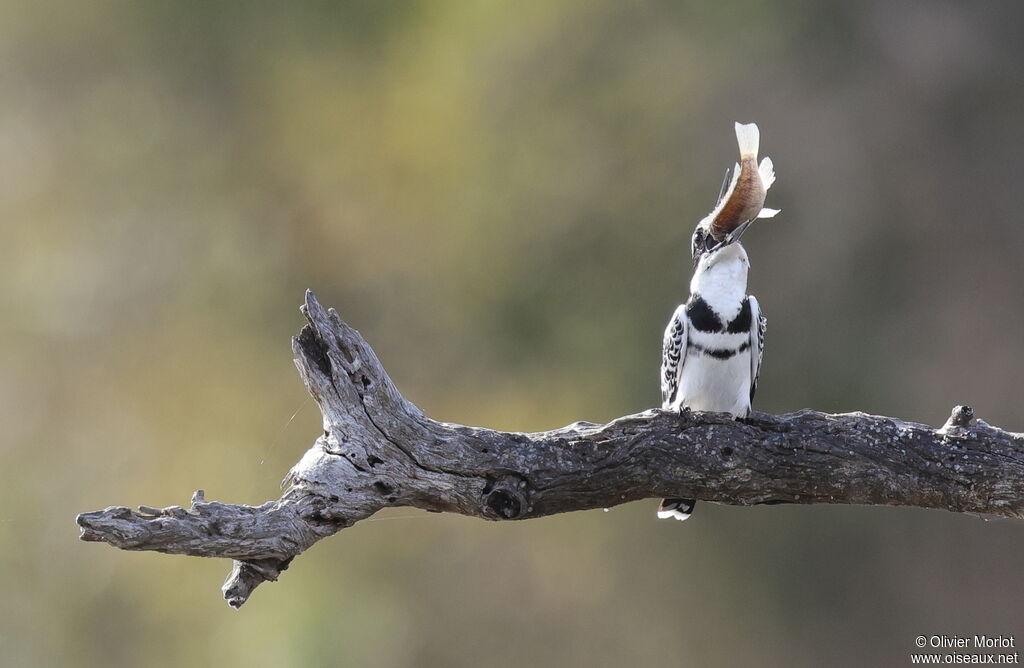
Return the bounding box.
[658,121,775,522]
[660,288,764,416]
[657,245,765,521]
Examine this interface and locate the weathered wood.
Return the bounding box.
[76,291,1024,608]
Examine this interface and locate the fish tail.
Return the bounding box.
[734,122,760,159]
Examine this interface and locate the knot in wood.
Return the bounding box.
[945,405,975,429]
[483,483,526,520]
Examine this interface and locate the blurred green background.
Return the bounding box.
[3,1,1023,666]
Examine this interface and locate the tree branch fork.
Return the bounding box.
[76,291,1024,608]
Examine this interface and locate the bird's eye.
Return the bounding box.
[691,229,704,257]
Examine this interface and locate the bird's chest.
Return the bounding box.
[678,344,751,415]
[678,295,752,415]
[686,294,750,334]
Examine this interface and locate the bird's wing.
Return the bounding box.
[748,295,765,402]
[661,304,688,409]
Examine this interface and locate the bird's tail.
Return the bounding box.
[657,498,695,521]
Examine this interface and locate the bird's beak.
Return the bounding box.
[692,215,754,268]
[720,217,754,247]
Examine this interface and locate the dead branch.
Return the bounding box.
[76,291,1024,608]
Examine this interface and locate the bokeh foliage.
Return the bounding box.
[2,1,1023,666]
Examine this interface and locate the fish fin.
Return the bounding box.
[716,166,732,205]
[757,207,780,218]
[706,164,740,224]
[734,122,759,159]
[759,156,775,189]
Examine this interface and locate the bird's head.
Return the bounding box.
[691,216,754,272]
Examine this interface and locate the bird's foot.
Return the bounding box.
[676,406,693,425]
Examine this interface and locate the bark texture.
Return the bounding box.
[76,291,1024,608]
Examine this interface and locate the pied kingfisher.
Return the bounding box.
[658,122,778,521]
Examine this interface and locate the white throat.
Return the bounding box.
[690,244,749,315]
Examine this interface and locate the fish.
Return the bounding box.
[702,122,779,242]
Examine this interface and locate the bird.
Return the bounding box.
[658,122,777,521]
